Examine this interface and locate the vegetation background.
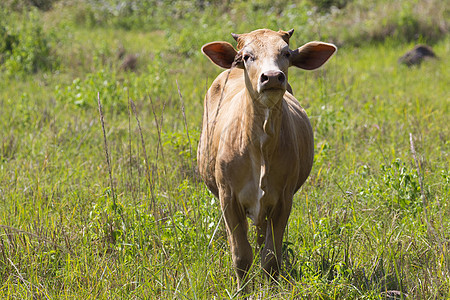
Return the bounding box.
[0,0,448,298]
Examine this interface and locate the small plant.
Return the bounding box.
[56,70,125,109]
[381,158,421,212]
[360,159,422,214]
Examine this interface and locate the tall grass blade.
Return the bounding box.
[129,98,156,211]
[97,92,117,209]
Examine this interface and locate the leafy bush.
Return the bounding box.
[0,26,18,56]
[0,9,55,76]
[1,0,58,11]
[311,0,350,11]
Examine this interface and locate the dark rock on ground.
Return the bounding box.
[398,44,437,66]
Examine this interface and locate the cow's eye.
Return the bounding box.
[285,52,291,58]
[243,54,251,62]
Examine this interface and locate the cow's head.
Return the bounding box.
[202,29,336,107]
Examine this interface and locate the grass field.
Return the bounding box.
[0,0,449,299]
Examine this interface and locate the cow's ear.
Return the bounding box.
[202,42,238,69]
[290,42,337,70]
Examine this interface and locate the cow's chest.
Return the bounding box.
[215,103,301,225]
[220,138,294,226]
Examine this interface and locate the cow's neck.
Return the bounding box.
[244,91,283,196]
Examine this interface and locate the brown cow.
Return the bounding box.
[198,29,336,290]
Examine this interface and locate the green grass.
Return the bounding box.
[0,1,449,299]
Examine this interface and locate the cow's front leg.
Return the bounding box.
[219,186,253,292]
[261,195,293,280]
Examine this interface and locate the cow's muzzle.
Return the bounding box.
[259,70,286,91]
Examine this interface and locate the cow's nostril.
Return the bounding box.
[277,73,285,83]
[260,74,269,83]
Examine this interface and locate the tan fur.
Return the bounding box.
[198,29,335,291]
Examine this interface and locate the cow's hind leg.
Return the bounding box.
[256,218,267,249]
[261,196,293,280]
[220,188,253,291]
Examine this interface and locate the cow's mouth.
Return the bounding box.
[260,87,285,93]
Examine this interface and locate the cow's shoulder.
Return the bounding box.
[207,68,244,97]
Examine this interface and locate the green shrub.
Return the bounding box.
[1,0,58,11]
[0,9,56,76]
[311,0,350,11]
